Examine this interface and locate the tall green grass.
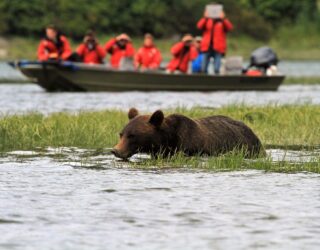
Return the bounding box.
[0,110,125,151]
[133,151,320,173]
[0,105,319,152]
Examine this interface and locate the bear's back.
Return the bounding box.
[196,115,263,156]
[165,114,263,157]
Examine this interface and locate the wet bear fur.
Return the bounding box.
[112,108,265,159]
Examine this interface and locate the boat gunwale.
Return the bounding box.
[17,62,285,80]
[15,61,285,92]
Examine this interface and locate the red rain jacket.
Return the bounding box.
[134,46,162,69]
[104,38,135,68]
[167,42,198,73]
[37,36,72,61]
[76,43,106,64]
[197,18,233,54]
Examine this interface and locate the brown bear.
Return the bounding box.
[111,108,265,159]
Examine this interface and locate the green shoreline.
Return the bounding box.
[284,77,320,85]
[0,105,319,173]
[1,34,320,61]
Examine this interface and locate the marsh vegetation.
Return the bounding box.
[0,105,319,172]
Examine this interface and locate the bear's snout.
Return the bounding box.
[111,148,120,157]
[112,137,132,159]
[111,148,125,158]
[111,147,132,159]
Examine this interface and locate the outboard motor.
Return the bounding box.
[249,46,278,70]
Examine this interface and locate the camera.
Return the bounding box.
[85,37,96,50]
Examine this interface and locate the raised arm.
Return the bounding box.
[171,42,185,56]
[104,38,117,54]
[96,45,106,60]
[223,18,234,32]
[197,18,208,30]
[189,46,198,61]
[76,44,85,57]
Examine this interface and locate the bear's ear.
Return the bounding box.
[128,108,139,120]
[149,110,164,127]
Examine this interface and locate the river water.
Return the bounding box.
[0,61,320,114]
[0,61,320,250]
[0,83,319,114]
[1,148,320,250]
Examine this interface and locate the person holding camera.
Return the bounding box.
[166,34,198,74]
[197,7,233,74]
[76,31,106,64]
[104,33,135,69]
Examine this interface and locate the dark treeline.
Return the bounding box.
[0,0,318,41]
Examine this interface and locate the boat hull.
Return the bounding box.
[17,61,285,92]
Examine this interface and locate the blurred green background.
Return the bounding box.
[0,0,319,60]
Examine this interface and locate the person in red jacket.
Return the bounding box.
[134,33,162,70]
[37,25,73,61]
[197,9,233,74]
[104,34,135,69]
[167,34,198,74]
[76,31,106,64]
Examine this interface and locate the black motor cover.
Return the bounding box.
[250,47,278,68]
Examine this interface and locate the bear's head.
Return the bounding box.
[111,108,166,159]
